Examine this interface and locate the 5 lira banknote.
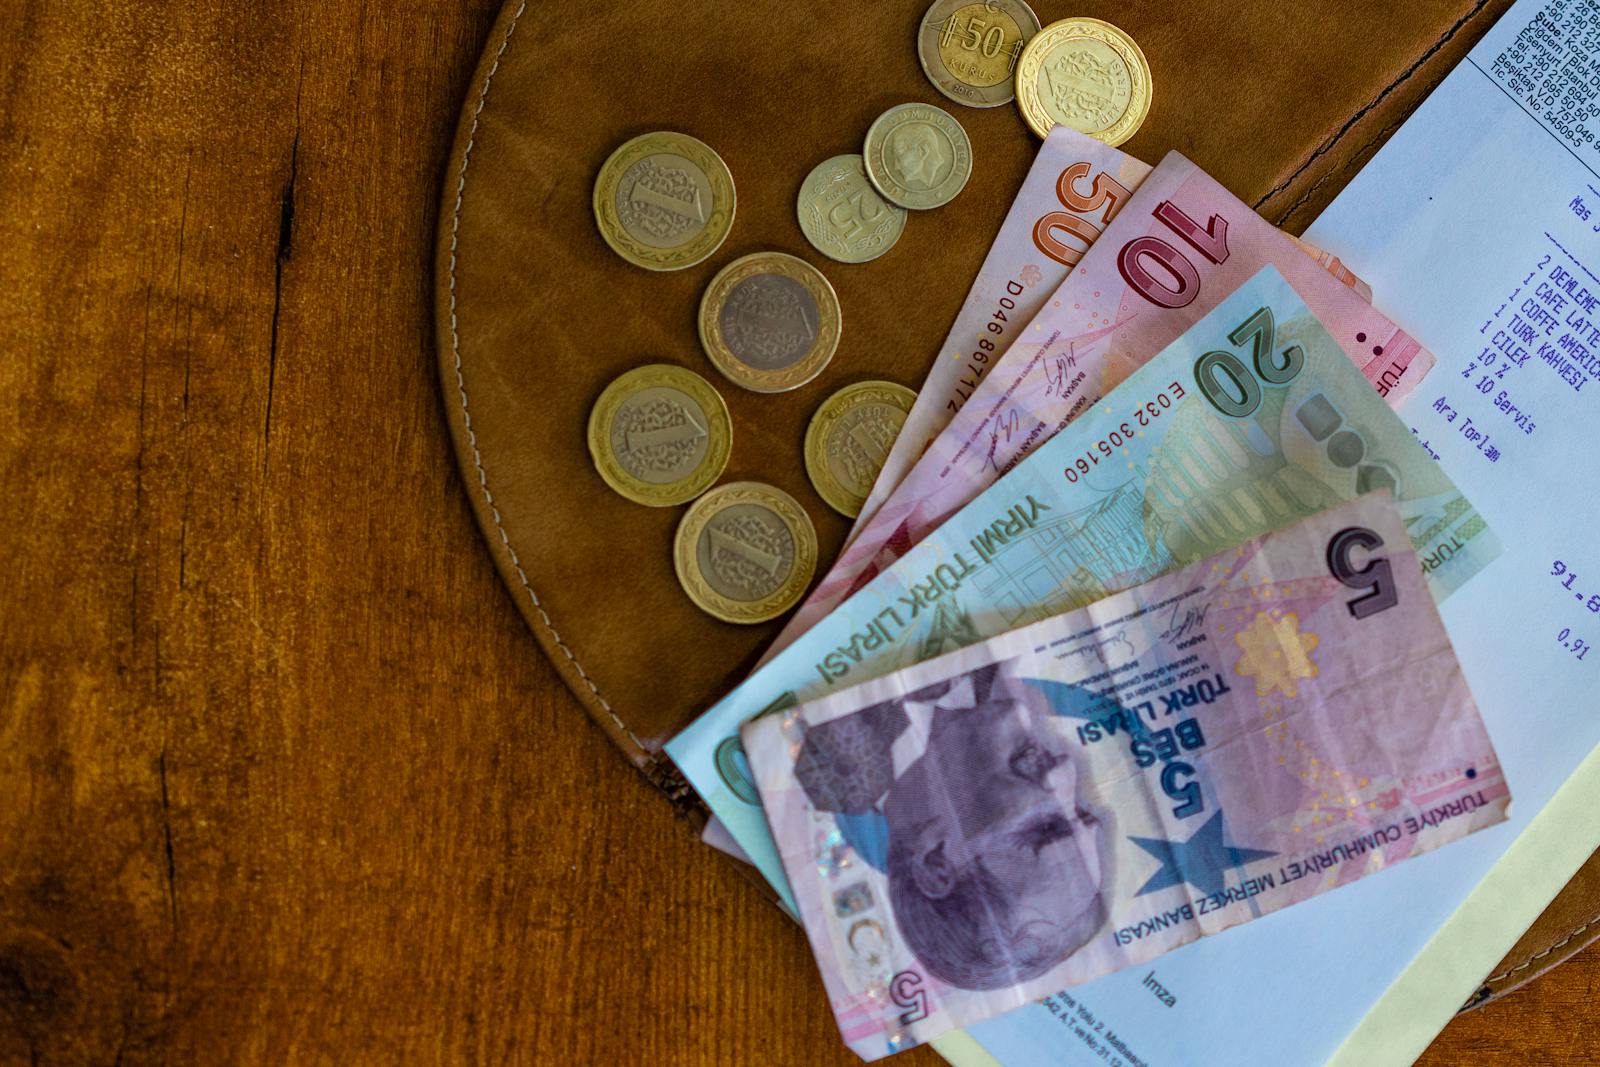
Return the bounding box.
[744,490,1508,1060]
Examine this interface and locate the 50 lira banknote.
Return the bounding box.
[665,267,1497,899]
[743,492,1508,1060]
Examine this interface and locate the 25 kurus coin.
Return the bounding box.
[674,481,818,624]
[1014,18,1152,145]
[804,381,917,517]
[593,131,736,271]
[863,102,973,210]
[917,0,1041,108]
[797,155,908,264]
[587,364,732,506]
[698,252,842,393]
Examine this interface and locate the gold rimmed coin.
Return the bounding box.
[804,381,917,517]
[863,102,973,210]
[698,252,841,393]
[592,131,736,271]
[587,364,732,507]
[797,155,908,264]
[917,0,1041,108]
[1014,18,1152,145]
[674,481,818,624]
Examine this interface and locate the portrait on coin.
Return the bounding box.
[887,122,953,189]
[793,663,1108,991]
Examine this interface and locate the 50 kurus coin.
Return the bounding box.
[917,0,1041,108]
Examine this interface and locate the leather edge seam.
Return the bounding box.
[1461,909,1600,1011]
[444,0,651,760]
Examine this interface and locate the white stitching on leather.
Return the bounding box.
[1483,912,1600,985]
[447,1,647,754]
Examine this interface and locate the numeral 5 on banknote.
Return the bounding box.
[743,492,1509,1060]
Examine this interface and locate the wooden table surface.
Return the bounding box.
[1,2,1595,1064]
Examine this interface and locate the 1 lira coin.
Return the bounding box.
[797,155,908,264]
[917,0,1041,108]
[804,381,917,517]
[674,481,818,624]
[698,252,841,393]
[862,102,973,210]
[592,131,736,271]
[1014,17,1152,145]
[587,364,732,506]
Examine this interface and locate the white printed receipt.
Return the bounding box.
[943,2,1600,1066]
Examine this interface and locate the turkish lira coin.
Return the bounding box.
[1015,17,1152,145]
[698,252,841,393]
[796,155,908,264]
[917,0,1041,108]
[592,131,736,271]
[862,102,973,211]
[674,481,818,624]
[804,381,917,517]
[587,364,732,506]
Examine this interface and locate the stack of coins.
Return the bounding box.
[585,5,1153,621]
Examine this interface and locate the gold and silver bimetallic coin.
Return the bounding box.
[804,381,917,517]
[797,155,908,265]
[674,481,818,624]
[1014,18,1152,146]
[587,364,732,507]
[592,131,736,271]
[917,0,1041,108]
[863,103,973,211]
[698,252,842,393]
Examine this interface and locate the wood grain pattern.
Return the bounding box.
[0,1,1592,1063]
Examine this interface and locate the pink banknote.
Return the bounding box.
[743,493,1506,1059]
[768,152,1433,658]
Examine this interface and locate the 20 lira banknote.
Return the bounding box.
[665,267,1498,899]
[743,492,1508,1060]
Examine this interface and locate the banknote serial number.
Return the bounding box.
[949,283,1025,412]
[1063,381,1187,482]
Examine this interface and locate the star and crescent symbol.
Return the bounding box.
[1129,812,1277,897]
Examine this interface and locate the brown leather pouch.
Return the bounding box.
[434,0,1598,1010]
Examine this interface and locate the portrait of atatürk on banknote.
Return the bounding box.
[792,663,1109,991]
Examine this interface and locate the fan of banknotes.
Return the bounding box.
[587,7,1518,1062]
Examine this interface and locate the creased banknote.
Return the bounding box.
[665,267,1497,898]
[767,152,1432,663]
[743,493,1509,1060]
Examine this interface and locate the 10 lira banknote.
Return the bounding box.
[743,492,1509,1061]
[665,267,1499,899]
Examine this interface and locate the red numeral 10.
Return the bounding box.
[1116,200,1231,309]
[1031,161,1132,268]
